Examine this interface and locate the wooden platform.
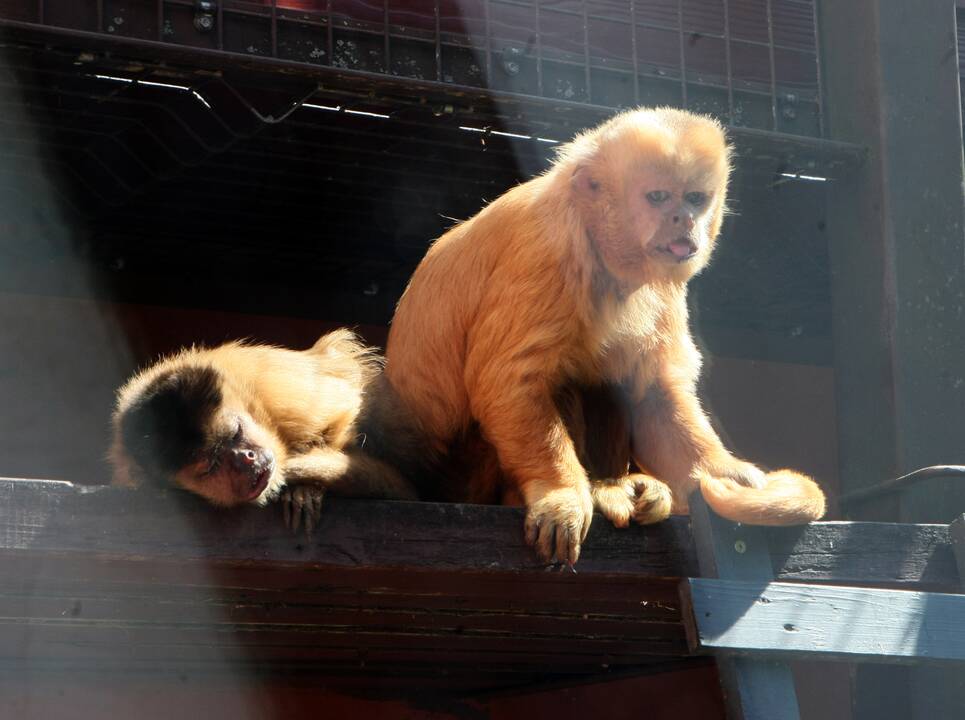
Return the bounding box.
[0,478,960,696]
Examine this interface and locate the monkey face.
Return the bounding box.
[115,364,283,507]
[173,409,280,507]
[571,110,730,288]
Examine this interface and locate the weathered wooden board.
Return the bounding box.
[1,479,960,588]
[685,579,965,663]
[1,478,962,684]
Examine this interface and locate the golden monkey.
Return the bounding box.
[109,330,420,532]
[383,107,826,564]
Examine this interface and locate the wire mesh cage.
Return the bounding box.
[1,0,824,136]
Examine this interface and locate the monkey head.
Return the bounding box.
[111,364,282,506]
[568,107,731,289]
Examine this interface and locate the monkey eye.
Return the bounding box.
[646,190,671,205]
[684,191,709,208]
[200,456,221,478]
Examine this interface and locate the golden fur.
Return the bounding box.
[385,107,825,564]
[110,330,417,516]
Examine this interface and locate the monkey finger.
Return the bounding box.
[290,490,304,534]
[536,520,558,564]
[524,513,541,547]
[579,514,591,543]
[553,524,576,566]
[564,526,582,566]
[304,489,325,538]
[282,490,292,530]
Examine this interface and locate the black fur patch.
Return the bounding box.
[120,365,223,481]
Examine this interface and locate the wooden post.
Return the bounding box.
[815,1,965,521]
[686,494,801,719]
[816,1,965,712]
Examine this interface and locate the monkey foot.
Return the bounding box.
[592,474,672,528]
[524,484,594,566]
[281,484,326,537]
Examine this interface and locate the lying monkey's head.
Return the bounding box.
[110,363,280,506]
[565,107,731,288]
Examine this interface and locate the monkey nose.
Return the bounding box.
[230,447,258,471]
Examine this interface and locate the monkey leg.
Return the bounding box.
[468,381,592,565]
[561,383,673,528]
[281,446,419,535]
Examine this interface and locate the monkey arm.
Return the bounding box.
[464,324,593,565]
[283,446,419,501]
[278,446,419,537]
[630,363,766,515]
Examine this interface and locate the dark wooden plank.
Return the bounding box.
[687,579,965,663]
[3,479,962,589]
[0,478,695,677]
[767,521,960,591]
[0,478,697,577]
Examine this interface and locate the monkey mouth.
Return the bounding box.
[240,466,272,502]
[659,238,699,261]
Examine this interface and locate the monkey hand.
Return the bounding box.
[591,474,673,528]
[281,484,326,537]
[523,483,594,566]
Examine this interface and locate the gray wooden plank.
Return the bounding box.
[687,579,965,663]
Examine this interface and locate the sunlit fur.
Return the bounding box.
[385,107,825,564]
[110,330,418,507]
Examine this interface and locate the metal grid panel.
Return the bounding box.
[1,0,824,136]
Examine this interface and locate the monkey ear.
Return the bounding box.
[571,165,601,196]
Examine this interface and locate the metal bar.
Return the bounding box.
[765,0,778,130]
[383,0,390,74]
[327,0,334,67]
[434,0,442,82]
[676,0,687,108]
[157,0,164,42]
[36,0,43,24]
[483,0,492,82]
[722,0,735,124]
[629,0,640,104]
[270,0,278,57]
[839,466,965,509]
[582,0,591,102]
[216,0,223,50]
[810,0,825,136]
[96,0,103,33]
[535,0,543,97]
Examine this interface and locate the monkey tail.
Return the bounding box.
[698,469,826,526]
[310,329,384,381]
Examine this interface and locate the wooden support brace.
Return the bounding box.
[685,578,965,664]
[685,494,801,719]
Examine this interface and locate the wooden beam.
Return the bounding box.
[686,579,965,664]
[1,479,962,683]
[2,480,961,589]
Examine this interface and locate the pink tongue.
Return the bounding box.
[669,239,695,258]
